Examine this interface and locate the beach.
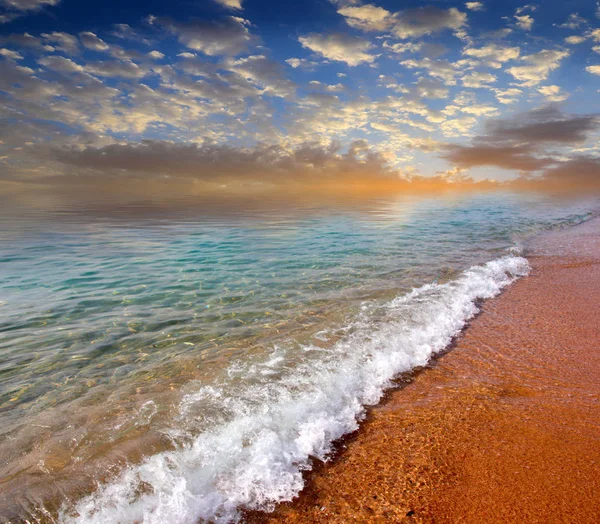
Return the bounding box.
[1,198,597,523]
[249,217,600,524]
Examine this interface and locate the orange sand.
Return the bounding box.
[248,218,600,524]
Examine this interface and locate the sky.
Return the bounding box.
[1,0,600,202]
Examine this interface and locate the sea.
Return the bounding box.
[0,190,597,523]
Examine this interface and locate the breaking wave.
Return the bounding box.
[62,255,530,524]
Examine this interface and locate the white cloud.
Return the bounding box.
[515,4,536,15]
[565,35,586,44]
[493,87,523,104]
[337,4,392,32]
[309,80,346,93]
[213,0,242,9]
[85,59,148,79]
[79,32,110,52]
[41,32,79,54]
[537,85,569,102]
[0,0,59,23]
[461,103,499,116]
[336,5,467,39]
[226,54,294,97]
[515,14,534,31]
[401,57,460,84]
[150,16,255,56]
[462,71,497,88]
[440,115,477,137]
[148,50,165,59]
[463,44,520,68]
[590,29,600,42]
[111,24,143,42]
[38,55,85,73]
[382,41,422,54]
[586,65,600,75]
[507,49,570,86]
[284,57,318,70]
[465,2,484,11]
[1,0,59,11]
[557,13,586,29]
[299,33,376,66]
[285,58,302,68]
[0,47,23,60]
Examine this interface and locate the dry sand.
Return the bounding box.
[248,218,600,524]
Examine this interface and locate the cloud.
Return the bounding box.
[483,107,598,144]
[0,47,23,59]
[337,4,392,32]
[382,40,422,55]
[150,15,255,56]
[41,32,79,54]
[444,143,553,171]
[400,57,460,84]
[586,65,600,75]
[1,32,55,51]
[1,0,58,10]
[39,54,150,79]
[0,12,18,22]
[298,33,376,66]
[557,13,586,29]
[225,54,295,97]
[462,44,520,68]
[492,87,523,105]
[85,59,149,79]
[1,0,598,197]
[335,4,466,39]
[515,14,534,30]
[465,2,484,11]
[564,35,586,44]
[460,103,499,116]
[411,77,449,99]
[47,139,403,185]
[506,49,570,86]
[462,71,497,88]
[79,32,110,52]
[530,157,600,188]
[111,24,145,42]
[537,85,568,102]
[515,4,536,15]
[442,107,600,174]
[392,6,467,39]
[213,0,242,10]
[38,55,85,73]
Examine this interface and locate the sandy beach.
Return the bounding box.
[249,217,600,524]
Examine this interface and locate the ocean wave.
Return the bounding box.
[61,255,530,524]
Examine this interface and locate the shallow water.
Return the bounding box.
[0,191,597,522]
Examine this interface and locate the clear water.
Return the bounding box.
[0,191,597,522]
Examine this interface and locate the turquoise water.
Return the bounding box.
[0,192,597,522]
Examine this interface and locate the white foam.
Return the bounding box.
[61,255,530,524]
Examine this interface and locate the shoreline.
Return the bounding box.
[247,217,600,523]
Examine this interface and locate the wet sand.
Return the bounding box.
[249,218,600,523]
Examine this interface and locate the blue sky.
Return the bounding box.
[0,0,599,192]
